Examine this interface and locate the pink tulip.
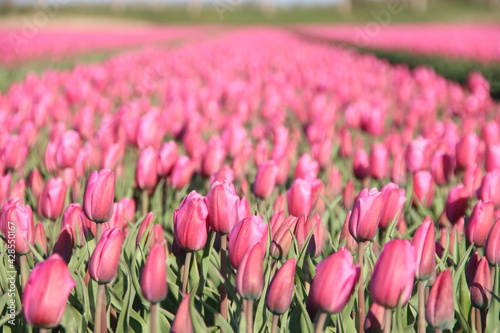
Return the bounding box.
[52,226,74,263]
[2,135,28,170]
[412,171,435,208]
[349,188,383,242]
[294,154,319,181]
[466,200,494,246]
[83,169,115,223]
[266,258,296,314]
[201,137,227,177]
[210,165,235,185]
[136,147,159,191]
[0,202,34,254]
[120,197,136,222]
[56,130,81,168]
[88,228,124,284]
[370,143,388,179]
[470,257,492,309]
[252,161,278,199]
[485,218,500,264]
[62,203,86,246]
[364,302,386,333]
[445,184,469,224]
[485,143,500,171]
[34,222,47,254]
[430,151,453,185]
[294,213,326,257]
[478,171,500,207]
[170,156,195,189]
[270,216,298,260]
[173,191,208,251]
[228,215,268,269]
[353,149,370,180]
[426,269,454,330]
[405,137,430,172]
[157,141,178,177]
[391,153,406,185]
[205,181,240,234]
[456,132,479,170]
[379,183,406,229]
[236,244,264,300]
[38,178,67,220]
[28,169,44,201]
[141,242,167,303]
[171,294,194,333]
[411,220,436,280]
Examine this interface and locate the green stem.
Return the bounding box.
[142,189,149,217]
[475,308,483,333]
[220,234,228,320]
[245,299,254,333]
[19,255,29,287]
[39,329,48,333]
[96,223,103,244]
[95,284,106,333]
[151,303,158,333]
[418,280,426,333]
[314,312,327,333]
[182,252,193,294]
[358,241,365,333]
[384,309,392,333]
[271,315,279,333]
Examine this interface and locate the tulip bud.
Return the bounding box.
[238,196,251,220]
[349,188,383,242]
[370,239,416,308]
[466,252,481,287]
[294,154,319,181]
[34,222,48,254]
[56,130,81,168]
[83,169,115,223]
[445,185,469,224]
[136,147,159,191]
[364,302,386,333]
[287,178,312,217]
[210,165,235,185]
[270,216,298,260]
[38,178,67,220]
[137,110,163,150]
[3,136,28,171]
[379,183,406,229]
[485,143,500,172]
[391,153,406,185]
[294,214,326,257]
[405,137,430,172]
[252,161,278,199]
[370,143,388,179]
[141,242,167,303]
[173,191,208,251]
[266,258,296,314]
[236,244,264,300]
[466,200,494,246]
[205,181,240,234]
[470,257,492,309]
[171,294,194,333]
[28,169,44,201]
[157,141,178,177]
[201,138,227,177]
[120,197,136,222]
[353,149,370,180]
[23,254,75,328]
[343,179,355,209]
[308,248,360,313]
[425,269,454,330]
[228,215,268,269]
[312,138,332,167]
[170,155,195,189]
[412,171,435,208]
[0,202,34,254]
[485,218,500,264]
[339,211,357,252]
[430,151,453,185]
[411,220,436,280]
[88,228,124,284]
[456,132,479,170]
[463,164,482,194]
[52,225,74,263]
[478,171,500,207]
[62,203,87,246]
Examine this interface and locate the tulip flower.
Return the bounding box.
[466,200,494,246]
[28,169,44,201]
[170,155,195,189]
[349,188,383,242]
[470,257,492,309]
[210,165,235,185]
[56,130,81,168]
[339,211,357,253]
[294,214,326,257]
[173,191,209,251]
[205,181,240,234]
[286,178,312,217]
[370,239,416,308]
[412,171,435,208]
[391,153,406,185]
[88,228,124,284]
[201,137,227,177]
[485,143,500,172]
[353,149,370,180]
[171,294,194,333]
[23,254,75,328]
[370,143,388,180]
[266,258,296,315]
[62,203,87,246]
[343,179,355,209]
[426,269,454,330]
[430,151,453,185]
[364,302,386,333]
[141,242,167,303]
[228,215,268,269]
[308,248,360,313]
[270,216,298,260]
[0,202,34,255]
[157,141,178,177]
[38,177,67,220]
[312,138,332,167]
[456,132,479,170]
[52,225,74,263]
[405,137,430,172]
[136,147,159,191]
[120,197,136,222]
[294,154,319,181]
[485,218,500,264]
[463,164,482,194]
[252,161,278,199]
[3,135,28,171]
[478,171,500,207]
[411,220,436,280]
[236,244,264,300]
[379,183,406,229]
[34,222,48,254]
[83,169,115,223]
[445,185,469,224]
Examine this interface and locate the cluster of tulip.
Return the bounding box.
[299,24,500,63]
[0,28,499,333]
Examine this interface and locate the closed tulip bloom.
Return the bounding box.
[405,137,430,172]
[412,171,435,208]
[270,216,298,260]
[88,228,124,284]
[485,143,500,172]
[349,188,383,242]
[83,169,115,223]
[364,302,386,333]
[228,215,268,269]
[238,196,251,220]
[312,138,332,167]
[478,171,500,207]
[463,164,482,194]
[56,130,81,168]
[343,179,355,209]
[210,165,235,185]
[411,220,436,280]
[136,212,157,247]
[294,214,326,257]
[3,136,28,171]
[23,254,75,328]
[353,149,370,180]
[170,155,195,189]
[339,211,357,253]
[9,179,26,200]
[236,244,264,300]
[137,110,163,150]
[294,154,319,181]
[470,257,492,309]
[141,242,167,303]
[485,219,500,264]
[266,258,296,314]
[34,222,48,254]
[28,169,44,201]
[157,141,178,177]
[370,239,417,308]
[456,132,479,170]
[445,185,469,224]
[370,143,388,179]
[0,173,11,203]
[44,141,58,173]
[62,203,86,246]
[171,295,194,333]
[327,168,342,198]
[119,197,136,222]
[466,252,481,287]
[201,138,227,177]
[38,178,67,220]
[309,248,360,314]
[339,128,352,157]
[136,147,159,191]
[379,183,406,229]
[205,181,240,234]
[466,200,494,246]
[173,191,208,251]
[252,161,278,199]
[431,151,454,185]
[52,226,74,264]
[391,153,406,185]
[426,269,454,330]
[481,121,499,145]
[0,202,34,255]
[287,178,312,217]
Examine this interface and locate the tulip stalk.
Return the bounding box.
[271,315,279,333]
[418,281,426,333]
[95,283,106,333]
[182,252,193,294]
[142,189,149,217]
[384,309,392,333]
[19,255,29,287]
[245,299,254,333]
[220,234,228,320]
[150,303,159,333]
[314,312,327,333]
[357,241,365,333]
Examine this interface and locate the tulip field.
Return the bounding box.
[1,26,500,333]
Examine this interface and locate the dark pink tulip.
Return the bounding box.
[343,179,355,209]
[478,171,500,207]
[430,151,454,185]
[38,178,67,220]
[412,171,435,208]
[485,218,500,264]
[340,211,357,252]
[470,257,492,309]
[83,169,115,223]
[405,137,430,172]
[287,178,312,217]
[173,191,208,251]
[266,258,296,314]
[23,254,75,328]
[349,188,383,242]
[379,183,406,229]
[137,110,163,150]
[62,203,86,246]
[171,294,194,333]
[236,244,264,300]
[270,216,298,260]
[56,130,81,168]
[411,220,436,280]
[481,121,499,145]
[391,153,406,185]
[228,215,268,269]
[52,226,74,263]
[205,181,240,234]
[88,228,124,284]
[170,155,195,189]
[34,222,48,254]
[141,242,167,303]
[119,197,136,222]
[466,200,494,246]
[9,179,26,200]
[28,169,44,201]
[294,214,326,257]
[463,164,482,194]
[294,154,319,181]
[466,252,481,287]
[136,147,159,191]
[426,269,454,330]
[157,141,178,177]
[339,128,352,157]
[445,185,469,224]
[370,143,388,179]
[353,149,370,180]
[370,239,416,308]
[485,143,500,172]
[456,132,479,170]
[238,196,251,220]
[308,248,360,314]
[312,138,332,167]
[44,141,58,173]
[364,302,386,333]
[2,135,28,170]
[201,137,227,177]
[327,168,342,198]
[252,161,278,199]
[210,165,235,185]
[0,202,34,255]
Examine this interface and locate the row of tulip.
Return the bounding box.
[0,28,499,332]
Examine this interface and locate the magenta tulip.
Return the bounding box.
[379,183,406,229]
[411,220,436,280]
[349,188,383,242]
[412,171,435,208]
[171,294,194,333]
[485,218,500,264]
[83,169,115,223]
[136,147,159,191]
[0,202,34,255]
[88,228,124,284]
[426,269,454,330]
[205,181,240,234]
[252,161,278,199]
[173,191,208,251]
[266,258,296,314]
[141,242,167,303]
[236,244,264,300]
[466,200,494,246]
[470,257,492,309]
[445,185,469,224]
[228,215,268,269]
[38,177,67,220]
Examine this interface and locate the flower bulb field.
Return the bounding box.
[0,24,499,333]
